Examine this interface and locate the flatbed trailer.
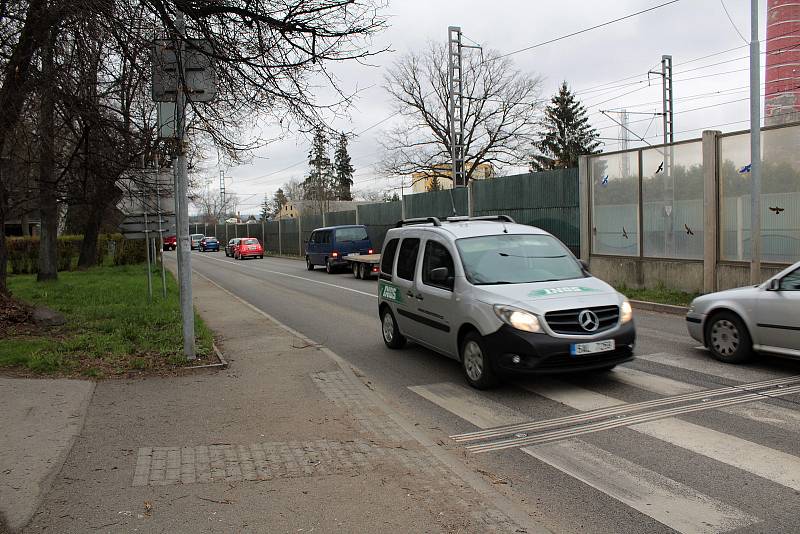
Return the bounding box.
[344,253,381,279]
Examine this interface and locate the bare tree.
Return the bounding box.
[190,187,237,224]
[282,179,305,202]
[381,42,542,185]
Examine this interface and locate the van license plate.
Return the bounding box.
[571,340,614,355]
[347,252,360,257]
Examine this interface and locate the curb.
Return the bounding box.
[630,299,688,316]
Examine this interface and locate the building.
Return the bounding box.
[273,200,369,220]
[765,0,800,126]
[410,163,495,194]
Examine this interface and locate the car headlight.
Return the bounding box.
[494,305,542,333]
[621,300,633,324]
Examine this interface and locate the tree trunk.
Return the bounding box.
[77,196,104,270]
[37,24,58,282]
[0,184,9,296]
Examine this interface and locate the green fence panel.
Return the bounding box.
[403,188,468,219]
[357,201,402,250]
[472,169,580,254]
[280,218,300,255]
[325,210,357,226]
[264,221,280,253]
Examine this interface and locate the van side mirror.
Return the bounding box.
[430,267,449,283]
[767,278,780,291]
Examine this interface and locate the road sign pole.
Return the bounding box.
[156,164,167,298]
[174,10,195,359]
[144,211,153,302]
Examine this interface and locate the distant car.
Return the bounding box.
[235,237,263,260]
[225,238,241,257]
[199,236,220,252]
[686,260,800,363]
[190,234,204,250]
[163,235,177,251]
[305,225,373,274]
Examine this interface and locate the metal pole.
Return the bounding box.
[174,10,195,359]
[278,216,282,255]
[155,164,167,298]
[144,211,153,302]
[749,0,762,284]
[298,216,302,256]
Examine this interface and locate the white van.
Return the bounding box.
[377,216,635,389]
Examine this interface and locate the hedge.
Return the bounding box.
[6,234,150,274]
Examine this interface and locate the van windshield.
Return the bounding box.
[335,227,368,242]
[456,234,585,285]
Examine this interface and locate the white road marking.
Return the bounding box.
[609,367,701,395]
[637,352,783,382]
[193,253,378,299]
[410,382,759,533]
[521,378,800,492]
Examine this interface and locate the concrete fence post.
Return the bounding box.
[578,155,590,263]
[468,180,474,217]
[298,216,302,256]
[355,205,360,225]
[702,130,721,293]
[278,217,282,255]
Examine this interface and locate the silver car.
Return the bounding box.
[686,261,800,363]
[377,216,635,389]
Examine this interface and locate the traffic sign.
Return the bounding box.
[152,39,217,102]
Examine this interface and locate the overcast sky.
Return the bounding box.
[210,0,765,214]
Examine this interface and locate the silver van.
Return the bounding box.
[378,216,635,389]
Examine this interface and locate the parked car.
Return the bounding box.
[163,235,177,251]
[686,260,800,363]
[190,234,204,250]
[199,236,220,252]
[305,225,374,274]
[235,237,264,260]
[225,238,241,257]
[377,216,635,389]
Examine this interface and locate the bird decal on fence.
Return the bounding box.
[656,161,664,174]
[739,164,752,174]
[769,206,785,215]
[685,224,694,236]
[601,175,609,186]
[622,227,629,239]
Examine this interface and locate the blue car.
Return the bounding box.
[199,236,220,252]
[305,225,373,274]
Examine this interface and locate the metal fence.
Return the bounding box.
[190,169,581,257]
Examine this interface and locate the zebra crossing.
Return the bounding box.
[409,352,800,533]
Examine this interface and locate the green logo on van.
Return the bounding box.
[379,282,402,303]
[528,286,598,298]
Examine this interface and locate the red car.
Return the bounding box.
[163,235,177,251]
[235,237,263,260]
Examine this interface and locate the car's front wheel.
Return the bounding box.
[381,308,406,349]
[460,331,499,389]
[706,311,753,363]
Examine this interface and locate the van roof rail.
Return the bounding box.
[395,217,442,228]
[467,215,516,223]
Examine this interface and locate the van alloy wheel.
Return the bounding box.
[463,341,484,382]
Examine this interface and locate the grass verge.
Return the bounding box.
[2,264,214,377]
[616,283,699,307]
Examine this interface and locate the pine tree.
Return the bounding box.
[334,132,354,201]
[427,176,442,192]
[530,81,600,172]
[260,194,270,220]
[272,188,287,215]
[303,129,336,213]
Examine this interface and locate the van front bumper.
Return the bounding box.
[484,322,636,374]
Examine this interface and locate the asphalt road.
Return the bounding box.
[189,251,800,534]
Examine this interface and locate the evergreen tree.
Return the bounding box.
[334,132,354,200]
[530,81,600,171]
[390,192,400,202]
[302,129,336,213]
[260,193,271,220]
[427,176,443,192]
[272,188,288,215]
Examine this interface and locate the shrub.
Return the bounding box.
[6,234,128,274]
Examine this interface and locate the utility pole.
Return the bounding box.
[620,109,630,176]
[174,10,195,359]
[448,26,466,189]
[219,170,226,205]
[750,0,762,283]
[650,55,674,255]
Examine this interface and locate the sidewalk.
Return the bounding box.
[15,270,542,533]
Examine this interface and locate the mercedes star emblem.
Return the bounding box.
[578,310,600,332]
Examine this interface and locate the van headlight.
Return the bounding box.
[494,305,542,333]
[621,300,633,324]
